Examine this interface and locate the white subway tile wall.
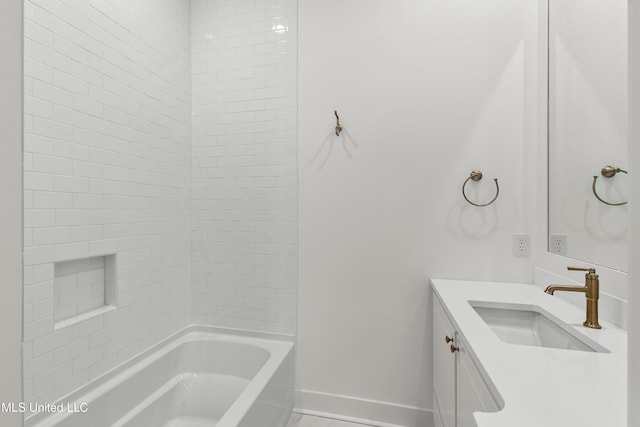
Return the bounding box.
[24,0,297,407]
[190,0,298,334]
[24,0,192,404]
[54,256,106,322]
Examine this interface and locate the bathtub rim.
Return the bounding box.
[24,325,295,427]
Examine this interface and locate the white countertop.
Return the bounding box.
[431,279,627,427]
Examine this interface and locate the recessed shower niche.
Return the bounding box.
[53,254,117,329]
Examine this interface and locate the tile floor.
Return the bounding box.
[286,412,375,427]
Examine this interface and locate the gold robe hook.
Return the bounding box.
[334,110,343,136]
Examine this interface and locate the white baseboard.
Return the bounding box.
[294,389,434,427]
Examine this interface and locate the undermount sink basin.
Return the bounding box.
[470,301,608,353]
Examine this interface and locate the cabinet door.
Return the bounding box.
[456,333,499,427]
[433,298,456,427]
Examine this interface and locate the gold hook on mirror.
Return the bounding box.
[334,110,343,136]
[592,166,628,206]
[461,170,499,207]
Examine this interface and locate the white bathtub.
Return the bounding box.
[25,327,294,427]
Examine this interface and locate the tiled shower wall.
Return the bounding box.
[23,0,191,404]
[190,0,298,334]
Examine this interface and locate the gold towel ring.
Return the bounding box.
[462,170,499,207]
[592,166,628,206]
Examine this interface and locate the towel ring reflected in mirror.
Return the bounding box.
[592,165,628,206]
[462,170,499,207]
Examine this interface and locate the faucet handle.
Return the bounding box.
[567,266,597,274]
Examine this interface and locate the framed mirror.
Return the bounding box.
[547,0,628,271]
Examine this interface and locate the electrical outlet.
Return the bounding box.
[550,234,567,256]
[512,233,530,257]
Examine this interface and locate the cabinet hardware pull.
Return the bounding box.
[450,344,459,353]
[445,336,453,343]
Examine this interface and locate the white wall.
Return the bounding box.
[628,0,640,424]
[0,0,23,425]
[23,0,192,405]
[190,0,298,334]
[297,0,538,424]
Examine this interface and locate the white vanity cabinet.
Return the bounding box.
[433,295,499,427]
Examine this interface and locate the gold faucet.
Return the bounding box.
[544,266,601,329]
